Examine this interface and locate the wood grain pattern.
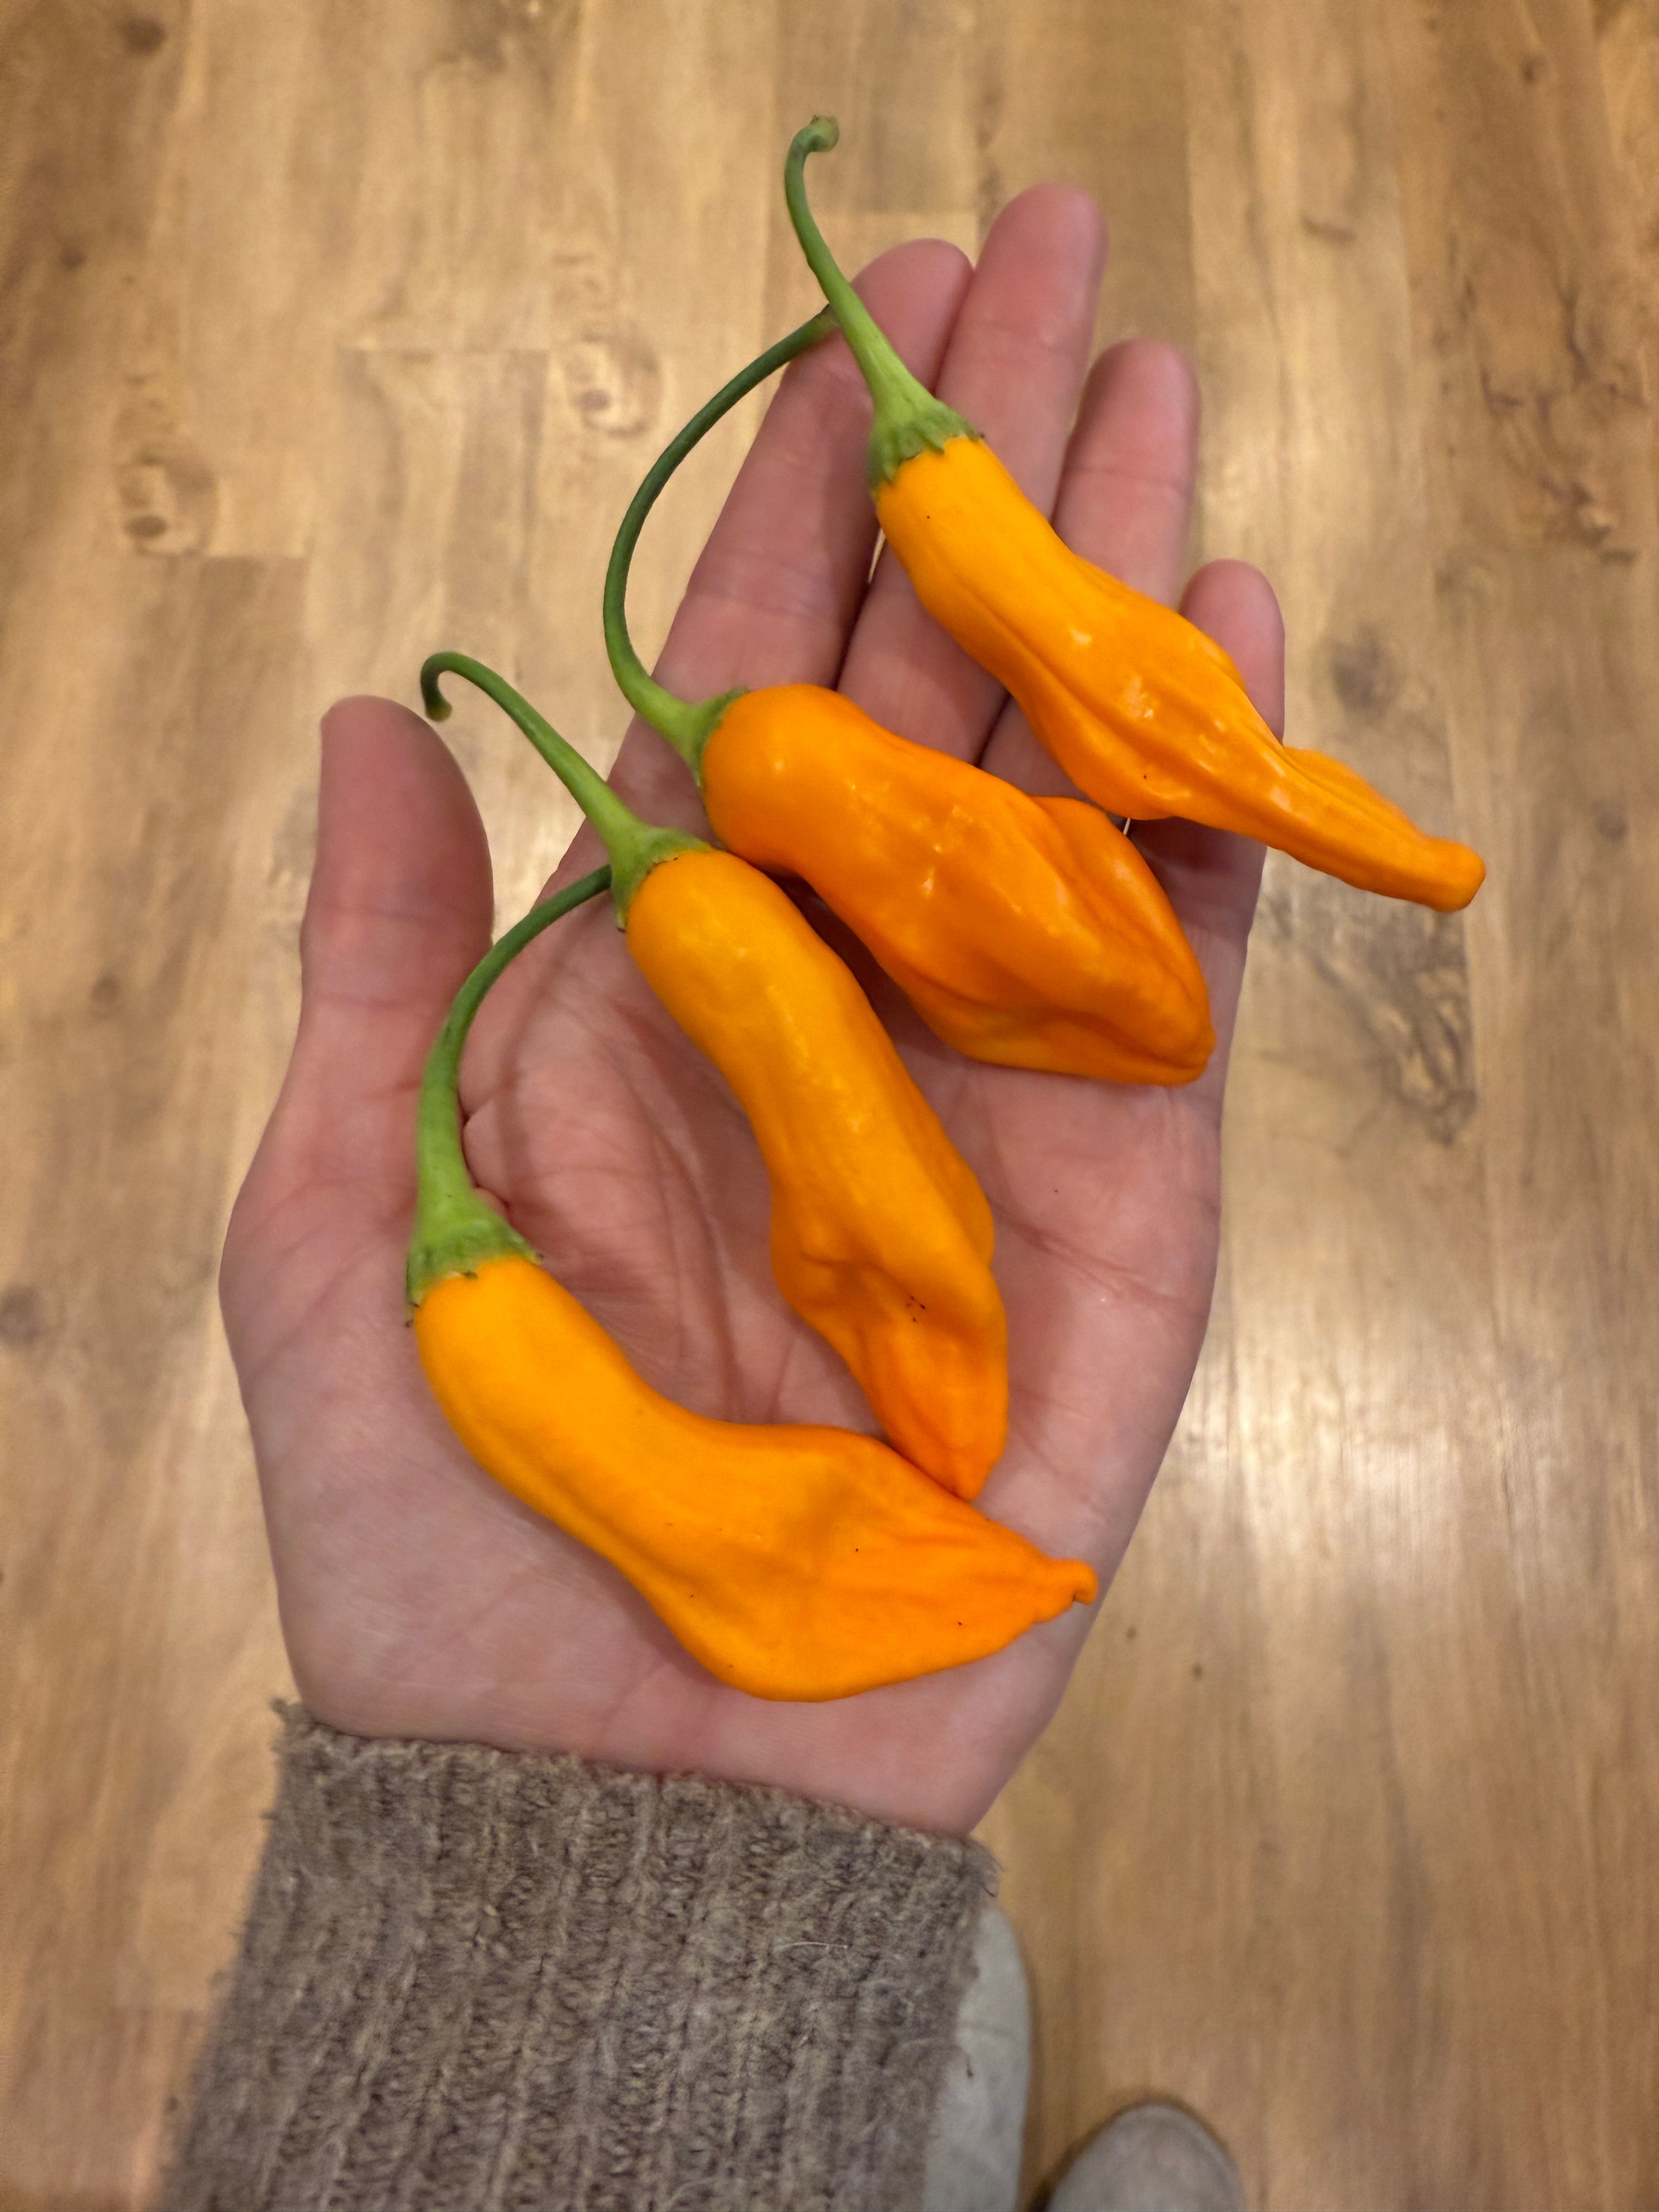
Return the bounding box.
[1,4,1654,2207]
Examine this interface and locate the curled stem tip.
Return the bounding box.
[405,865,612,1306]
[603,307,838,776]
[419,651,702,918]
[783,117,977,487]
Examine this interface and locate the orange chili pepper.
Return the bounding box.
[784,117,1486,916]
[420,654,1007,1499]
[602,315,1213,1084]
[405,870,1095,1701]
[709,693,1213,1082]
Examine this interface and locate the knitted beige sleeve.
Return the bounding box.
[163,1708,995,2212]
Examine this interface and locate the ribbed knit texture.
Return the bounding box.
[163,1708,995,2212]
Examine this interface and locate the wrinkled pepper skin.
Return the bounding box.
[625,847,1007,1498]
[701,685,1215,1085]
[414,1257,1094,1701]
[876,439,1486,913]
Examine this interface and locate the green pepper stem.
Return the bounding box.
[784,117,979,488]
[421,652,703,918]
[603,308,837,778]
[405,865,612,1307]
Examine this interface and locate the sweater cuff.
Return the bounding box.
[164,1707,995,2212]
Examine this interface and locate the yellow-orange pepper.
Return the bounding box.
[405,870,1095,1701]
[628,844,1006,1493]
[415,1260,1092,1701]
[602,318,1214,1086]
[421,654,1007,1499]
[785,119,1486,916]
[707,692,1214,1081]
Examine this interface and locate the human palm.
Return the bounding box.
[222,190,1280,1836]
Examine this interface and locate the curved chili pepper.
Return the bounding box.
[420,654,1007,1498]
[405,874,1096,1702]
[784,117,1486,915]
[603,320,1214,1084]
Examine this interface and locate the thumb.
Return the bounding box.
[229,696,493,1267]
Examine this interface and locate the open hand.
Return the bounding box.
[221,188,1280,1836]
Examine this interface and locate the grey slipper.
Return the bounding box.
[1046,2102,1245,2212]
[920,1904,1031,2212]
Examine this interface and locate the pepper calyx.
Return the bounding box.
[406,1206,537,1311]
[608,823,705,923]
[867,405,981,492]
[677,687,746,783]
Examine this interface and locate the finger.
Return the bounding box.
[233,697,494,1232]
[606,236,974,831]
[838,184,1108,762]
[1179,559,1286,740]
[1135,558,1284,1103]
[1054,338,1201,605]
[979,338,1200,791]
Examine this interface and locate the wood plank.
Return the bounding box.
[0,550,302,2209]
[976,0,1199,351]
[1386,4,1659,2200]
[1598,0,1659,519]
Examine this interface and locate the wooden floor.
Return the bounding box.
[3,3,1656,2206]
